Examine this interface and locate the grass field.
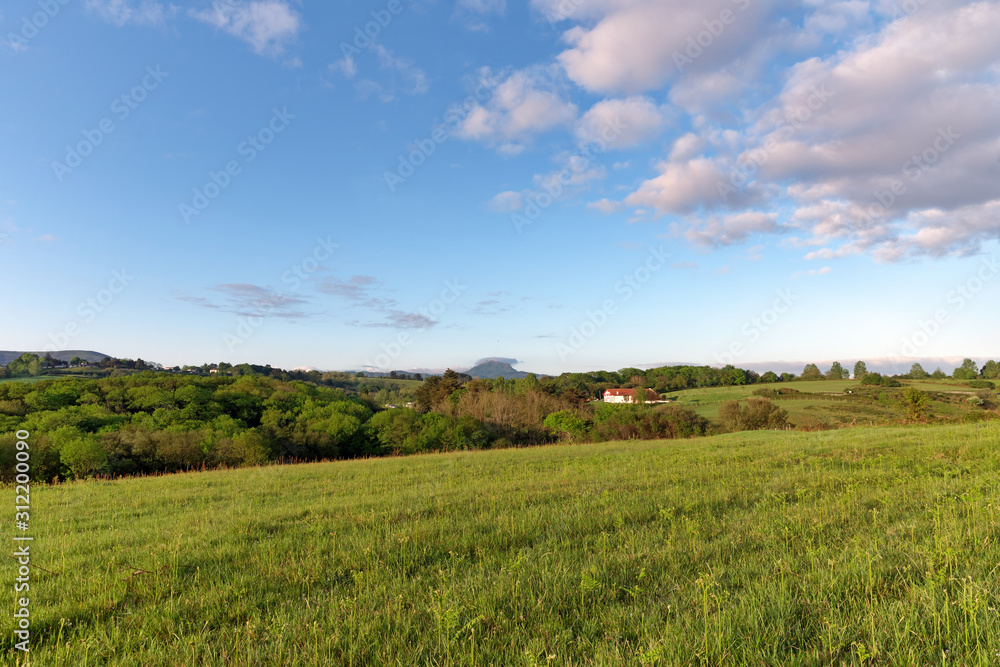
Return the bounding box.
[3,422,999,665]
[668,379,988,426]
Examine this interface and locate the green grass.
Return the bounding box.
[672,382,864,422]
[908,380,978,393]
[4,422,1000,665]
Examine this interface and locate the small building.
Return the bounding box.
[603,388,661,404]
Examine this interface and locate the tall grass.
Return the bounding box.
[3,422,999,665]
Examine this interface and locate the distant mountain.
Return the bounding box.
[464,360,531,379]
[0,350,111,365]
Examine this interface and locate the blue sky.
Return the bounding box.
[2,0,999,375]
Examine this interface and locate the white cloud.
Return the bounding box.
[489,191,524,212]
[454,67,578,150]
[684,211,782,247]
[587,198,622,214]
[754,0,1000,259]
[625,156,759,214]
[190,0,301,56]
[575,96,665,148]
[457,0,506,30]
[86,0,172,26]
[792,265,832,278]
[555,0,786,94]
[330,56,357,78]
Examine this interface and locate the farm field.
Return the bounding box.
[669,379,985,426]
[3,422,999,665]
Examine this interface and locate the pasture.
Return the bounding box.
[3,421,999,665]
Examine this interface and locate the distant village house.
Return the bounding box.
[603,388,661,404]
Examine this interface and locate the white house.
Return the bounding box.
[603,388,661,403]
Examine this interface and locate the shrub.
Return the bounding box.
[860,373,883,386]
[969,380,995,390]
[60,436,109,478]
[719,398,788,431]
[543,410,588,442]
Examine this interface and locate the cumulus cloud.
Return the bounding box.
[190,0,301,56]
[684,211,782,246]
[753,0,1000,259]
[597,0,1000,261]
[553,0,786,94]
[625,156,760,214]
[454,67,578,150]
[575,96,666,148]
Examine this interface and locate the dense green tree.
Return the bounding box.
[800,364,822,380]
[953,358,979,380]
[980,360,999,379]
[826,362,849,380]
[909,363,929,379]
[853,361,867,379]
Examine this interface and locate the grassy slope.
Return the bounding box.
[670,380,984,425]
[4,423,1000,666]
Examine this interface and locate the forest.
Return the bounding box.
[2,355,998,481]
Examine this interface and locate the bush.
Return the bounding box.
[543,410,588,442]
[719,398,788,431]
[860,373,883,386]
[969,380,995,390]
[60,436,109,478]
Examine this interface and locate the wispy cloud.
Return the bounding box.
[190,0,302,56]
[178,283,310,319]
[86,0,173,26]
[319,275,439,329]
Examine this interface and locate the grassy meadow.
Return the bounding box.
[3,421,1000,665]
[669,380,984,427]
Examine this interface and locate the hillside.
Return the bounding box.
[463,359,531,379]
[10,422,999,665]
[0,349,109,365]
